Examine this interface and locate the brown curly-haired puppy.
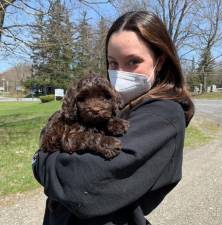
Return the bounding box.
[40,74,129,159]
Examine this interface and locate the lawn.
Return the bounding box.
[0,101,220,196]
[184,115,220,149]
[0,101,61,195]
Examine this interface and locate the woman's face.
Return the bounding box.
[107,30,158,83]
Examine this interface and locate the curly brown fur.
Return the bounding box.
[40,74,129,159]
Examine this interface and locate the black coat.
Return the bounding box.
[32,99,186,225]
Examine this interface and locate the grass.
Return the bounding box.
[184,115,220,149]
[193,92,222,100]
[0,101,61,196]
[0,101,220,196]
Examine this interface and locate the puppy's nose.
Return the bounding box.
[92,106,101,112]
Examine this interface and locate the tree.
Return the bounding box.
[25,0,75,94]
[0,0,46,56]
[93,16,109,75]
[149,0,198,55]
[194,0,222,91]
[73,11,93,77]
[111,0,149,14]
[197,48,215,91]
[0,0,16,41]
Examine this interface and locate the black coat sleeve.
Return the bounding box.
[32,99,186,219]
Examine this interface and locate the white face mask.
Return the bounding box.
[108,70,152,105]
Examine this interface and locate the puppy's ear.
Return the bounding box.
[61,85,78,121]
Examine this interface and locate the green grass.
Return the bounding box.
[185,116,220,149]
[0,101,220,196]
[193,92,222,100]
[0,101,61,196]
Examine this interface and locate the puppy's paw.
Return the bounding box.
[104,149,120,159]
[107,118,130,136]
[100,136,122,159]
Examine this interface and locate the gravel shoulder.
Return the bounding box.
[0,188,46,225]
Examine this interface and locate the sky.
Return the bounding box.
[0,1,116,73]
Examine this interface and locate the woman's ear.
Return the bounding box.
[61,85,78,121]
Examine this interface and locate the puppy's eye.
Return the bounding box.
[103,91,112,99]
[77,96,85,102]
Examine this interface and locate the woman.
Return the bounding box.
[32,11,194,225]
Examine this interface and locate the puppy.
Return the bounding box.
[40,74,129,159]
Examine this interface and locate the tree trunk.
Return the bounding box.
[0,0,16,40]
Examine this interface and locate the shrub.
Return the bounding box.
[55,96,63,101]
[39,95,55,103]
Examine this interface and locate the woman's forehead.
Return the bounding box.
[107,31,153,59]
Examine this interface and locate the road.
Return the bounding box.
[0,99,221,225]
[0,96,40,102]
[0,96,221,117]
[194,99,222,122]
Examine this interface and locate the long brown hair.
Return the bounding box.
[105,11,194,126]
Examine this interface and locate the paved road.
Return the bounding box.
[0,96,40,102]
[194,99,222,122]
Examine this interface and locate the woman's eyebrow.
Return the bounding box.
[107,56,115,59]
[108,54,141,59]
[125,54,142,59]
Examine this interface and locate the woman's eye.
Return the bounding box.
[127,59,140,66]
[108,61,118,69]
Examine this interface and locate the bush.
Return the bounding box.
[39,95,55,103]
[55,96,63,101]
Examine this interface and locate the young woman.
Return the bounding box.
[32,11,194,225]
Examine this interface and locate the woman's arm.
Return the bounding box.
[32,99,186,219]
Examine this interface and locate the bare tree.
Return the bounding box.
[0,0,16,41]
[0,0,109,55]
[0,0,47,58]
[149,0,198,54]
[194,0,222,91]
[110,0,149,14]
